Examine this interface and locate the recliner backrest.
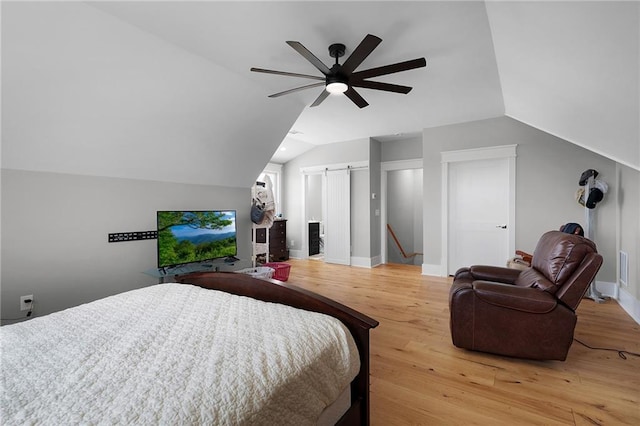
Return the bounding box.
[533,231,597,284]
[514,231,602,309]
[554,251,603,310]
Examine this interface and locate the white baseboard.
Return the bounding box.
[617,285,640,325]
[288,249,303,259]
[289,252,380,268]
[594,280,618,299]
[422,263,443,276]
[351,256,374,268]
[576,281,639,326]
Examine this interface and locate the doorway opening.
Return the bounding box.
[302,161,364,265]
[381,159,423,266]
[306,174,324,261]
[386,168,423,265]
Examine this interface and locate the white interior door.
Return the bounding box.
[323,169,351,265]
[448,157,511,273]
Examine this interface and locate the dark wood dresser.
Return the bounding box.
[309,222,321,256]
[254,220,288,262]
[269,219,288,261]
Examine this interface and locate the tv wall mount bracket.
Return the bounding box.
[108,231,158,243]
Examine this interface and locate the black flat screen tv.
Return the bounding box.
[156,210,237,269]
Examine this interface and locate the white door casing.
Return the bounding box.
[300,161,367,263]
[441,145,517,276]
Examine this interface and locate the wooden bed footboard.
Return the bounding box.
[177,272,379,426]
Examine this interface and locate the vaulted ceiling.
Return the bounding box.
[2,1,638,187]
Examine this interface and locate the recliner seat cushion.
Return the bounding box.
[472,281,558,313]
[514,268,555,293]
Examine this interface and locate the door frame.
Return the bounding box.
[380,159,423,264]
[301,161,368,260]
[441,145,517,276]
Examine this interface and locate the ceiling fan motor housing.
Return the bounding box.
[329,43,346,59]
[327,64,348,86]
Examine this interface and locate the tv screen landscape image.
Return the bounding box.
[157,210,237,268]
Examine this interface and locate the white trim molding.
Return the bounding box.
[588,281,639,325]
[264,162,283,174]
[300,160,369,175]
[594,280,618,300]
[617,284,640,325]
[422,263,442,276]
[299,161,367,262]
[351,256,375,268]
[288,249,303,259]
[441,144,518,164]
[381,159,423,172]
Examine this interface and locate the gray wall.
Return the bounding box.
[380,135,423,162]
[1,169,251,321]
[2,1,300,189]
[422,116,617,280]
[351,170,371,259]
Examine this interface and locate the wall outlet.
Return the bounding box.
[20,295,33,311]
[290,239,295,247]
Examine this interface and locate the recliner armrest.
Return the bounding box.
[472,281,558,314]
[468,265,522,284]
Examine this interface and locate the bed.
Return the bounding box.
[0,272,378,425]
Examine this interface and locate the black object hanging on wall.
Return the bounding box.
[108,231,157,243]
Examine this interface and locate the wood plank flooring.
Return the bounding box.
[284,259,640,425]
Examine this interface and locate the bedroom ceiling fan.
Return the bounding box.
[251,34,427,108]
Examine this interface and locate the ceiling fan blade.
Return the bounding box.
[351,80,413,94]
[250,67,324,81]
[352,57,426,80]
[345,87,369,108]
[310,90,330,107]
[286,41,331,75]
[341,34,382,75]
[268,82,325,98]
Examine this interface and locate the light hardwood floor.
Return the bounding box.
[284,259,640,426]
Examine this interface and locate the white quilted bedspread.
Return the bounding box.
[0,283,360,425]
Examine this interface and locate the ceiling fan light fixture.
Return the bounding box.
[326,81,348,94]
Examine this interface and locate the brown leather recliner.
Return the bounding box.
[449,230,603,361]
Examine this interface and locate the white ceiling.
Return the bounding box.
[486,0,639,171]
[89,1,505,150]
[2,1,638,182]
